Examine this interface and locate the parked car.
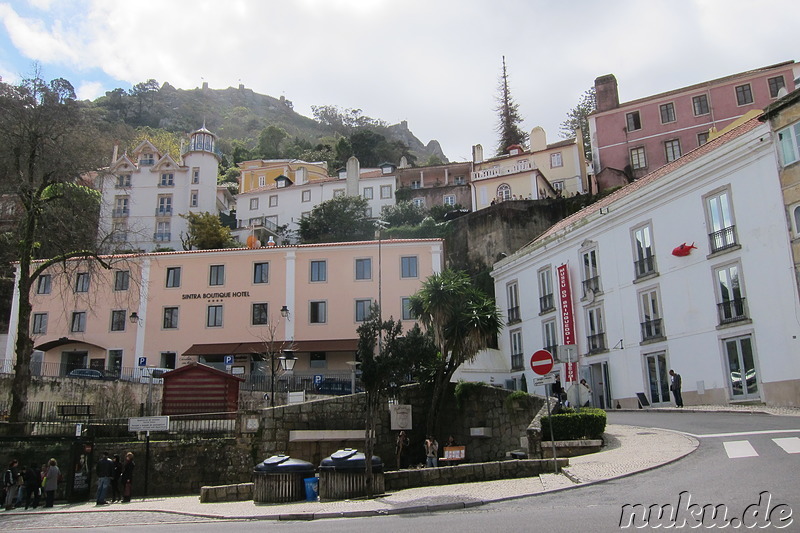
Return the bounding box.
[66,368,109,380]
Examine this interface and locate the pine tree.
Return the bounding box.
[560,87,596,162]
[495,56,528,155]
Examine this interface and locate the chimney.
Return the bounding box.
[594,74,619,113]
[346,156,360,197]
[111,142,119,164]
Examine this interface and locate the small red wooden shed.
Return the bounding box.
[161,363,244,419]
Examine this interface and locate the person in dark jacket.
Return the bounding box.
[110,455,122,502]
[120,452,135,503]
[95,452,114,505]
[24,463,41,509]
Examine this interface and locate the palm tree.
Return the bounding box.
[409,269,503,436]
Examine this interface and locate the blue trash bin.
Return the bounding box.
[304,477,319,502]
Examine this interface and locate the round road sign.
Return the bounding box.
[530,349,554,375]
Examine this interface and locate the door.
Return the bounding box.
[589,361,611,409]
[62,351,87,375]
[644,352,671,404]
[724,335,759,400]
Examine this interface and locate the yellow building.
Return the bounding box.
[238,159,330,194]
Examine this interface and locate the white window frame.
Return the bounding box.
[692,94,710,116]
[659,102,676,124]
[310,301,327,324]
[550,152,563,168]
[250,198,259,210]
[269,195,278,207]
[401,256,418,278]
[302,190,311,202]
[207,305,223,327]
[253,262,269,284]
[190,190,199,208]
[664,139,681,162]
[363,187,373,200]
[777,122,800,167]
[163,307,179,329]
[630,146,647,170]
[638,286,663,340]
[32,313,48,335]
[538,267,554,312]
[443,195,456,206]
[355,258,372,281]
[355,299,373,322]
[380,185,392,199]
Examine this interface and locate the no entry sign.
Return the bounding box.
[530,350,554,376]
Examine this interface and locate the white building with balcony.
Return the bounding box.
[97,126,233,252]
[490,116,800,408]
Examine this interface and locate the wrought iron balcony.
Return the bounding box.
[709,225,738,253]
[507,306,521,324]
[155,208,173,216]
[717,298,747,324]
[112,208,129,217]
[153,232,171,242]
[640,318,664,340]
[634,255,656,278]
[511,353,524,371]
[539,293,555,313]
[582,276,600,296]
[587,333,607,353]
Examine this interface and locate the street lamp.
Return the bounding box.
[129,312,142,325]
[280,305,290,319]
[279,349,296,371]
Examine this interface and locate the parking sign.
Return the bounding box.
[224,355,234,365]
[138,357,147,367]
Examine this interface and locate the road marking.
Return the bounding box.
[773,437,800,454]
[723,440,758,458]
[682,429,800,439]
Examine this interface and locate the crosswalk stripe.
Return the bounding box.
[723,440,758,458]
[772,437,800,454]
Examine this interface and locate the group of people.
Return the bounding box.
[95,452,135,505]
[395,431,458,469]
[3,458,61,510]
[3,451,136,510]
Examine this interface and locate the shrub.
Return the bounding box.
[540,407,606,440]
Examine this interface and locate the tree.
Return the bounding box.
[409,269,503,436]
[256,125,288,159]
[495,56,528,155]
[129,127,182,160]
[298,195,374,243]
[380,201,427,228]
[560,87,596,162]
[129,79,160,126]
[179,212,236,250]
[0,71,111,424]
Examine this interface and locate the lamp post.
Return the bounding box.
[268,308,292,408]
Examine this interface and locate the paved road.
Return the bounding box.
[4,411,798,531]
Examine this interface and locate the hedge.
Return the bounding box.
[540,407,607,440]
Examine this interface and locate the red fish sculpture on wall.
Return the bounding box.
[672,242,697,257]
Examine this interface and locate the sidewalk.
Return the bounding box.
[1,424,698,521]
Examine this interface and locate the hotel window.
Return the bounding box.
[155,221,170,241]
[510,329,523,370]
[310,260,327,282]
[114,270,130,291]
[252,303,269,325]
[542,319,558,354]
[116,174,131,188]
[114,196,129,217]
[140,153,155,166]
[401,256,418,278]
[258,175,266,188]
[777,122,800,166]
[32,313,47,335]
[630,147,647,170]
[639,287,664,341]
[633,224,657,279]
[192,167,200,184]
[254,262,269,284]
[75,272,90,293]
[355,258,372,280]
[363,187,373,199]
[269,195,278,207]
[163,307,179,329]
[626,111,641,131]
[443,195,456,206]
[581,247,601,296]
[166,267,181,288]
[586,306,606,353]
[659,102,676,124]
[209,265,225,286]
[768,75,785,98]
[506,281,520,323]
[161,352,176,369]
[705,187,738,252]
[160,173,174,186]
[157,195,172,215]
[37,274,52,295]
[664,139,681,163]
[310,301,327,324]
[538,267,555,313]
[402,297,415,320]
[697,131,710,146]
[692,94,709,116]
[302,190,311,202]
[380,185,392,199]
[71,311,86,333]
[715,262,748,324]
[497,183,512,201]
[355,299,372,322]
[735,83,753,106]
[110,310,126,332]
[190,190,198,208]
[207,305,223,327]
[250,198,259,210]
[333,189,345,198]
[550,152,563,168]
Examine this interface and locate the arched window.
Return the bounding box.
[793,204,800,236]
[497,184,512,201]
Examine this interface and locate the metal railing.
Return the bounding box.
[717,298,748,324]
[582,276,600,296]
[640,318,664,340]
[587,333,607,353]
[634,255,656,278]
[709,225,738,253]
[539,294,555,313]
[510,353,524,371]
[507,306,520,324]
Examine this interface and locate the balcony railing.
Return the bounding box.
[511,353,524,371]
[507,306,521,323]
[709,225,738,253]
[587,333,607,353]
[154,232,171,242]
[634,255,656,278]
[539,293,555,313]
[582,276,600,296]
[155,208,173,216]
[640,318,664,340]
[717,298,748,324]
[112,208,129,217]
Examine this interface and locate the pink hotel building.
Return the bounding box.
[6,239,443,380]
[589,61,798,186]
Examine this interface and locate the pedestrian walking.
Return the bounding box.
[669,369,683,407]
[23,462,41,509]
[120,452,135,502]
[424,436,439,468]
[110,454,122,502]
[4,459,20,510]
[579,379,593,407]
[95,452,114,505]
[43,458,60,508]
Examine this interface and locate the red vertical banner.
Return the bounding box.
[557,264,575,346]
[565,361,578,383]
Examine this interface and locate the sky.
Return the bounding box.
[1,0,798,162]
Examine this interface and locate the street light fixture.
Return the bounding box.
[279,350,296,371]
[280,305,290,319]
[129,312,142,325]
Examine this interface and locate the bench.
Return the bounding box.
[440,445,466,465]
